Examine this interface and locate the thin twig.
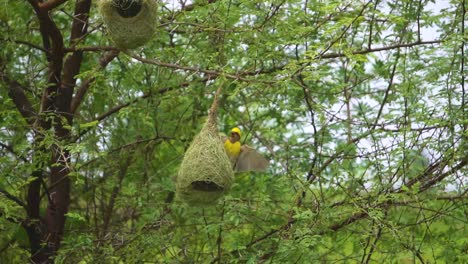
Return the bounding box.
[128,52,275,84]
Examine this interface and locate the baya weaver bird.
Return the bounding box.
[223,127,269,172]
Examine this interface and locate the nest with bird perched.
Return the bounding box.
[98,0,157,49]
[175,84,234,206]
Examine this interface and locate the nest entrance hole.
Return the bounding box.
[191,181,224,192]
[112,0,142,18]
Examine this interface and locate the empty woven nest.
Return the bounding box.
[99,0,157,49]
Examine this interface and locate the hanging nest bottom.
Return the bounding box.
[177,186,225,206]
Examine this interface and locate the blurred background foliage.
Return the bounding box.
[0,0,466,263]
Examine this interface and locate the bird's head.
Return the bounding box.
[229,127,241,143]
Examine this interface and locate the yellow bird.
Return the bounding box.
[223,127,269,172]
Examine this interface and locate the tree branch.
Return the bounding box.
[328,211,368,232]
[0,61,36,125]
[0,142,28,163]
[0,188,27,209]
[74,78,204,141]
[129,52,275,84]
[39,0,69,11]
[162,0,220,21]
[77,135,173,170]
[227,161,467,259]
[71,50,120,114]
[65,46,119,53]
[28,0,65,118]
[1,38,49,53]
[317,1,372,58]
[371,49,400,129]
[59,0,92,120]
[328,157,468,232]
[402,153,460,191]
[102,154,133,236]
[317,130,372,174]
[0,237,18,255]
[318,40,442,59]
[419,156,468,192]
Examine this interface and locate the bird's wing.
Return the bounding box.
[235,145,269,172]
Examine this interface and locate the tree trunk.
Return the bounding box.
[20,1,93,262]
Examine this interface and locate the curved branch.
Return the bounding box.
[0,188,27,209]
[0,61,36,125]
[1,38,49,53]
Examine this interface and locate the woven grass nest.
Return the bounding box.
[176,86,234,206]
[98,0,157,49]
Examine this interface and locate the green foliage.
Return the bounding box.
[0,0,466,263]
